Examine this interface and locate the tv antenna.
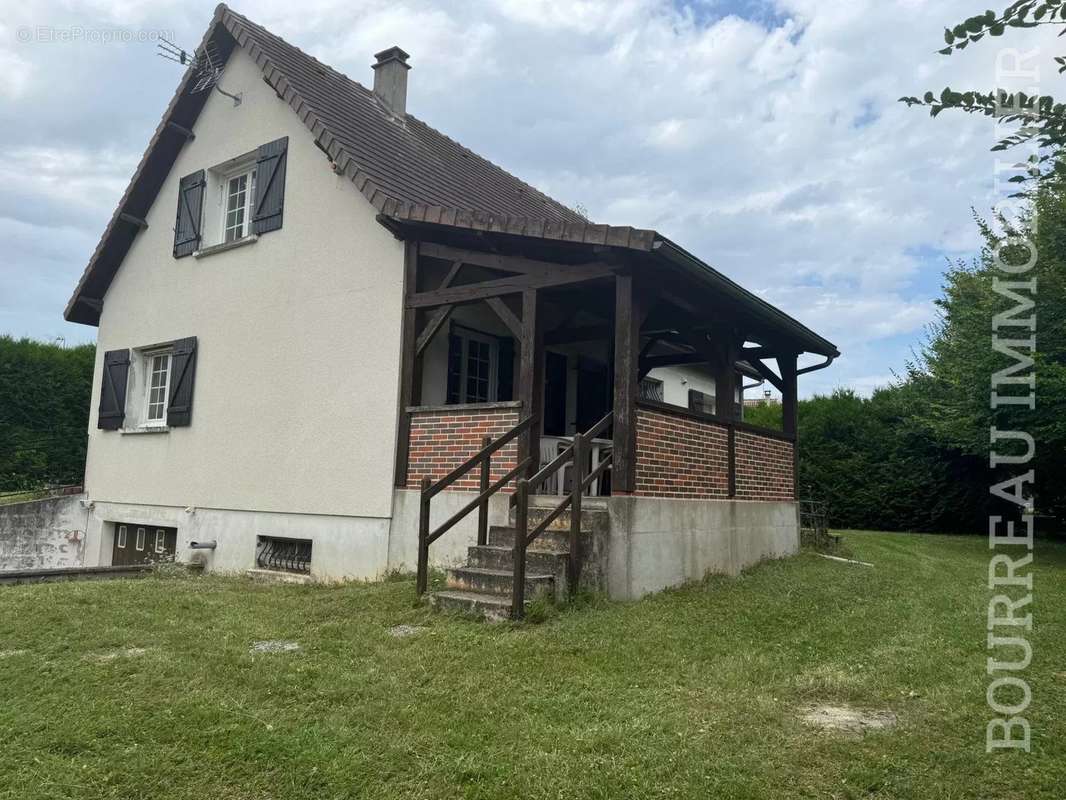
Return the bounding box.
[157,37,242,106]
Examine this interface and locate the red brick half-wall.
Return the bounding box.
[634,407,730,499]
[734,429,794,501]
[634,405,795,501]
[406,404,520,491]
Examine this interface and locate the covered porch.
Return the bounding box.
[381,217,837,613]
[388,222,836,503]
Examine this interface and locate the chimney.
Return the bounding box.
[372,46,411,116]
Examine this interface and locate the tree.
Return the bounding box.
[900,2,1066,192]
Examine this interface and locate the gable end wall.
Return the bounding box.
[84,48,405,519]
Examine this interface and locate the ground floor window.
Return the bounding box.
[688,388,716,415]
[448,328,499,404]
[639,377,664,402]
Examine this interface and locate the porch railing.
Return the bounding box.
[511,411,614,619]
[416,416,535,595]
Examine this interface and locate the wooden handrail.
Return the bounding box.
[511,411,613,619]
[416,416,534,596]
[427,457,533,546]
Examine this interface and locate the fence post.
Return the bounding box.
[478,434,491,547]
[512,478,529,619]
[417,476,431,596]
[569,432,584,593]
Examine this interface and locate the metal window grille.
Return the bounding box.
[639,378,664,402]
[256,536,312,574]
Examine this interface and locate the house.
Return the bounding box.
[65,5,837,615]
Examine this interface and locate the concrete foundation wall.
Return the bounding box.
[605,496,798,600]
[0,495,89,571]
[83,502,390,582]
[387,489,511,572]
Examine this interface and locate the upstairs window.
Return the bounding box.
[222,167,257,243]
[144,352,172,426]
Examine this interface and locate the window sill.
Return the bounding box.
[193,234,258,259]
[120,425,170,435]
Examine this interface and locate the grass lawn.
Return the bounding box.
[1,532,1063,799]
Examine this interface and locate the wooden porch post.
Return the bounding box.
[778,353,799,499]
[713,332,739,422]
[612,273,639,493]
[394,241,421,488]
[517,288,542,478]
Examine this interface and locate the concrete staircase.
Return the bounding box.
[429,498,606,620]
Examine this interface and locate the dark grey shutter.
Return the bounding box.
[98,349,131,430]
[496,337,514,401]
[173,170,205,258]
[446,333,462,404]
[688,389,716,416]
[166,337,198,427]
[252,137,288,234]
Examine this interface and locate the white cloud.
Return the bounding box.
[3,0,1062,395]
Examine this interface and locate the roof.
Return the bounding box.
[63,4,838,358]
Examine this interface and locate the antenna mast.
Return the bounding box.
[157,37,242,106]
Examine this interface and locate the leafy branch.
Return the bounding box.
[901,2,1066,192]
[937,1,1066,56]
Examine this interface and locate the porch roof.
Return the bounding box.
[382,216,840,360]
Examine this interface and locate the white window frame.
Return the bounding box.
[135,528,146,552]
[456,330,499,405]
[220,163,257,244]
[117,525,127,549]
[142,350,172,428]
[154,529,166,554]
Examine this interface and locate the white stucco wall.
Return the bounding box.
[647,364,717,408]
[83,48,405,528]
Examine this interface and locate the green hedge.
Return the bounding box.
[0,336,95,492]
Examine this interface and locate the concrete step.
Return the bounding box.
[516,502,610,535]
[487,525,573,552]
[245,568,313,585]
[466,544,569,575]
[446,566,555,598]
[430,589,512,621]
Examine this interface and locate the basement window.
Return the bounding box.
[255,536,312,575]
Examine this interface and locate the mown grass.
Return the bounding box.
[1,531,1063,799]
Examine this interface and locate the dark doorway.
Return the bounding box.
[575,357,611,433]
[543,351,568,436]
[112,524,177,566]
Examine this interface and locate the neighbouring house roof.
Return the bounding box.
[64,4,838,360]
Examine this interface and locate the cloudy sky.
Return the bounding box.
[1,0,1057,396]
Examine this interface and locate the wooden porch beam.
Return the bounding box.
[406,263,614,309]
[412,259,465,356]
[748,357,785,392]
[415,305,452,356]
[420,241,595,277]
[485,296,523,338]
